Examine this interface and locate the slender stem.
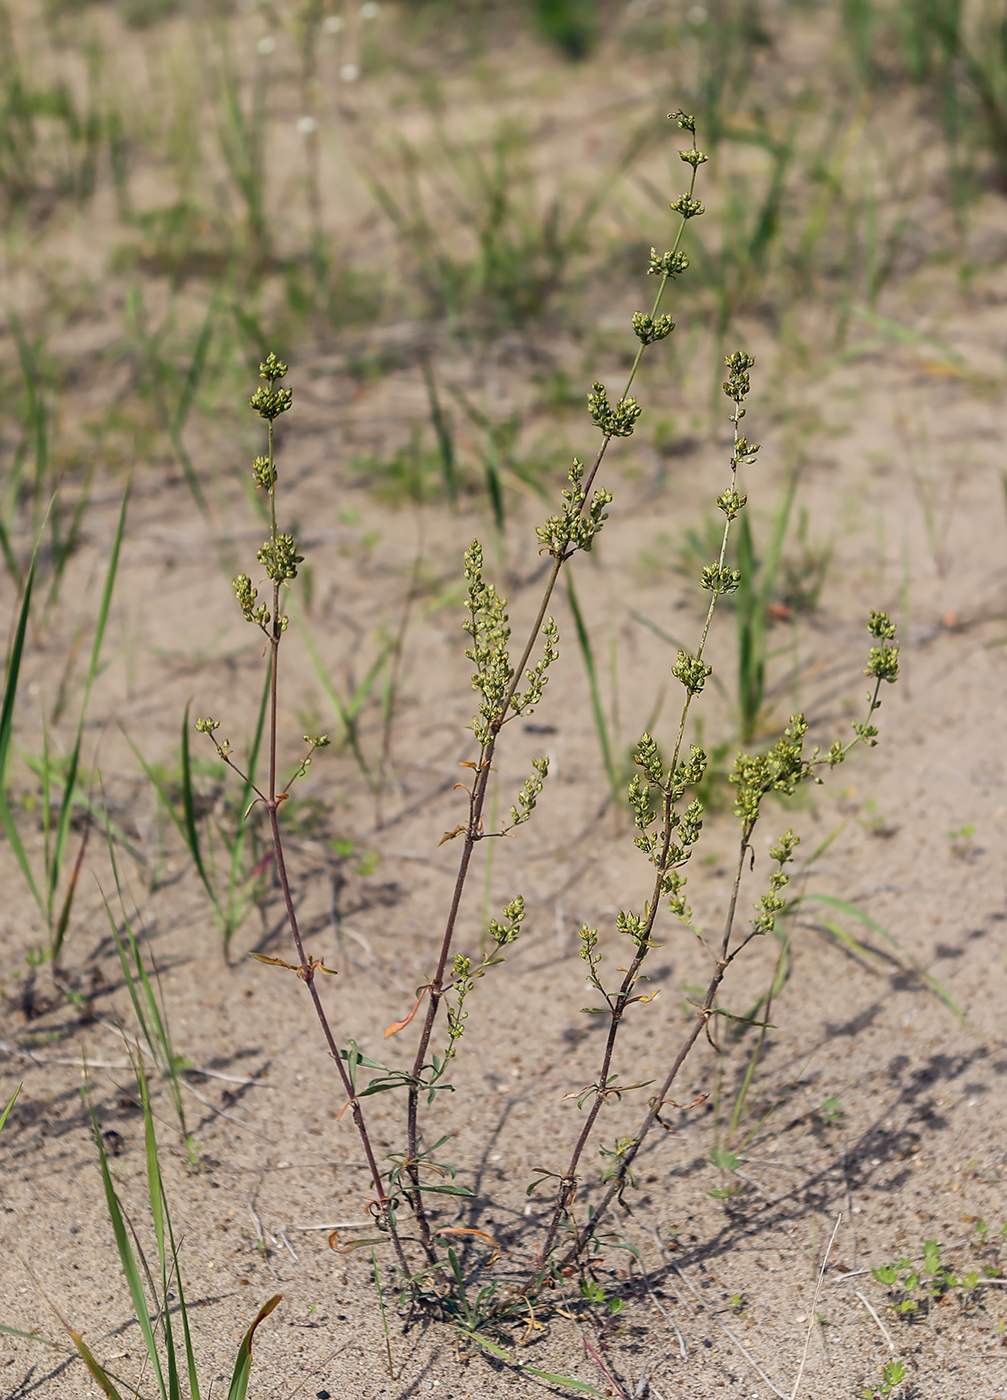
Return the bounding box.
[542,829,749,1275]
[537,418,744,1265]
[264,634,409,1272]
[404,553,565,1250]
[255,412,409,1272]
[401,122,701,1258]
[542,666,891,1277]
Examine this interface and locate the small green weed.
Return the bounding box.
[578,1276,624,1316]
[948,823,978,859]
[872,1239,979,1318]
[819,1094,843,1123]
[859,1357,907,1398]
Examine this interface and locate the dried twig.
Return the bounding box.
[668,1256,789,1400]
[790,1215,841,1399]
[633,1248,687,1360]
[854,1290,896,1353]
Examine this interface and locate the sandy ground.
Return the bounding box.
[2,287,1007,1400]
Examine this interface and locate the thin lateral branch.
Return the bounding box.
[402,551,566,1246]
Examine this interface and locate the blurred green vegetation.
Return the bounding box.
[0,0,1001,536]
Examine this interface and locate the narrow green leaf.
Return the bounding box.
[801,893,967,1024]
[44,462,96,615]
[566,573,618,799]
[522,1367,606,1395]
[290,600,390,790]
[468,1334,605,1396]
[88,1098,168,1399]
[123,727,220,929]
[0,552,34,784]
[223,657,272,947]
[179,702,214,893]
[50,480,130,957]
[67,1330,128,1400]
[174,298,216,435]
[225,1294,282,1400]
[0,1321,63,1349]
[412,1182,473,1197]
[0,1083,21,1132]
[0,512,21,589]
[0,792,43,911]
[337,1044,389,1073]
[421,358,456,506]
[0,510,44,912]
[50,822,90,968]
[446,383,504,529]
[103,823,186,1132]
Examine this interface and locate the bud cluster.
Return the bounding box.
[632,311,675,346]
[535,459,612,558]
[673,649,713,695]
[701,562,741,596]
[588,381,642,438]
[648,248,690,278]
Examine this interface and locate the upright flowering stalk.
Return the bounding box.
[197,354,409,1271]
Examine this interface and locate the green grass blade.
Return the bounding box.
[290,602,391,790]
[45,462,96,616]
[0,512,21,589]
[66,1330,128,1400]
[180,703,222,908]
[801,893,967,1024]
[105,816,188,1131]
[0,546,44,912]
[169,1220,201,1400]
[522,1367,606,1395]
[816,915,888,967]
[482,436,504,533]
[0,547,36,785]
[173,299,216,436]
[88,1097,168,1399]
[125,724,224,930]
[50,479,129,956]
[566,573,618,799]
[469,1334,604,1396]
[735,471,798,741]
[0,1321,63,1348]
[0,792,43,912]
[0,1083,21,1132]
[40,711,53,898]
[735,511,762,741]
[448,384,505,529]
[728,930,790,1140]
[796,820,847,872]
[51,820,90,962]
[133,1054,185,1400]
[421,358,456,506]
[225,1293,282,1400]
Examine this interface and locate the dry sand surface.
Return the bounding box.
[3,327,1006,1399]
[1,4,1007,1399]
